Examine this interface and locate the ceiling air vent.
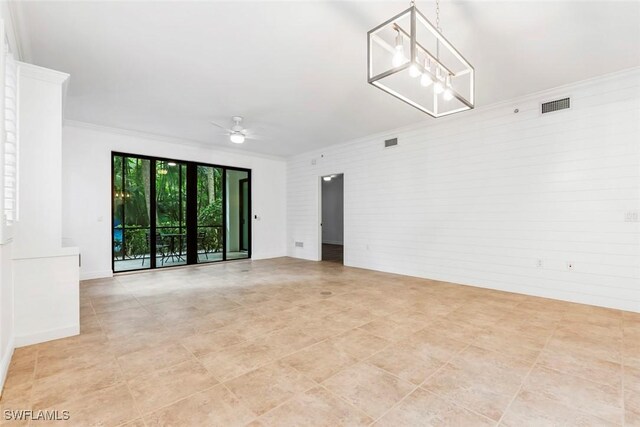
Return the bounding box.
[541,97,570,114]
[385,138,398,148]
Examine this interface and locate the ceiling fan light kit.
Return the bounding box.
[230,132,245,144]
[367,0,474,118]
[212,116,252,144]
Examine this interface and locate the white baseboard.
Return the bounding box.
[0,335,15,397]
[14,324,79,348]
[80,270,113,281]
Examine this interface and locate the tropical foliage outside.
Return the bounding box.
[113,155,223,259]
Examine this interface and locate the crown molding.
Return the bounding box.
[17,62,69,85]
[1,1,31,62]
[63,119,287,162]
[289,66,640,160]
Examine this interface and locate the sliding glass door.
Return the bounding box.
[196,165,223,263]
[155,159,187,267]
[112,153,250,272]
[112,155,151,271]
[226,169,250,260]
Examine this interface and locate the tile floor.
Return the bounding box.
[0,257,638,426]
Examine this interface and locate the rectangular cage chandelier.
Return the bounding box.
[367,1,474,118]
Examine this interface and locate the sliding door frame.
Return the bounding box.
[111,151,252,273]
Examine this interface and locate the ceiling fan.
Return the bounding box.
[211,116,258,144]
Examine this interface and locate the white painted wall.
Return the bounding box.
[322,175,344,245]
[62,124,287,280]
[288,68,640,313]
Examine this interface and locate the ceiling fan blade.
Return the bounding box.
[210,121,230,131]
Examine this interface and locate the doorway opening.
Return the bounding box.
[320,173,344,264]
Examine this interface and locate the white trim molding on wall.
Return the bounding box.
[287,67,640,313]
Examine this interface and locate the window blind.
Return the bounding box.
[2,42,17,230]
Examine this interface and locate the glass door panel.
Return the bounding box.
[155,160,187,267]
[112,153,251,272]
[225,169,250,260]
[113,155,151,272]
[196,165,223,263]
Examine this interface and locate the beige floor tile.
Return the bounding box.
[522,365,622,424]
[367,341,447,385]
[281,340,359,383]
[422,346,531,421]
[38,384,139,427]
[257,386,372,426]
[329,328,390,360]
[472,326,546,362]
[127,359,219,414]
[424,318,484,343]
[404,329,469,362]
[260,327,318,359]
[0,258,633,426]
[501,389,620,427]
[0,381,33,427]
[627,365,640,393]
[145,384,255,427]
[197,340,276,381]
[91,294,142,314]
[2,352,36,389]
[546,329,622,364]
[31,360,123,410]
[225,361,316,415]
[34,345,114,380]
[537,348,622,389]
[119,420,146,427]
[626,389,640,419]
[374,388,494,427]
[323,362,415,419]
[180,329,246,357]
[358,316,426,342]
[116,342,193,379]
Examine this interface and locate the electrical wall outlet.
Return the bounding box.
[536,259,543,268]
[295,241,304,248]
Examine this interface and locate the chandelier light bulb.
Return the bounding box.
[409,57,421,78]
[443,89,453,100]
[434,81,444,94]
[420,72,433,87]
[392,49,405,67]
[392,29,405,67]
[394,29,403,50]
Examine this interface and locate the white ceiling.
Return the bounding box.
[13,1,640,157]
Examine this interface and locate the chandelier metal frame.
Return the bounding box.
[367,3,475,118]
